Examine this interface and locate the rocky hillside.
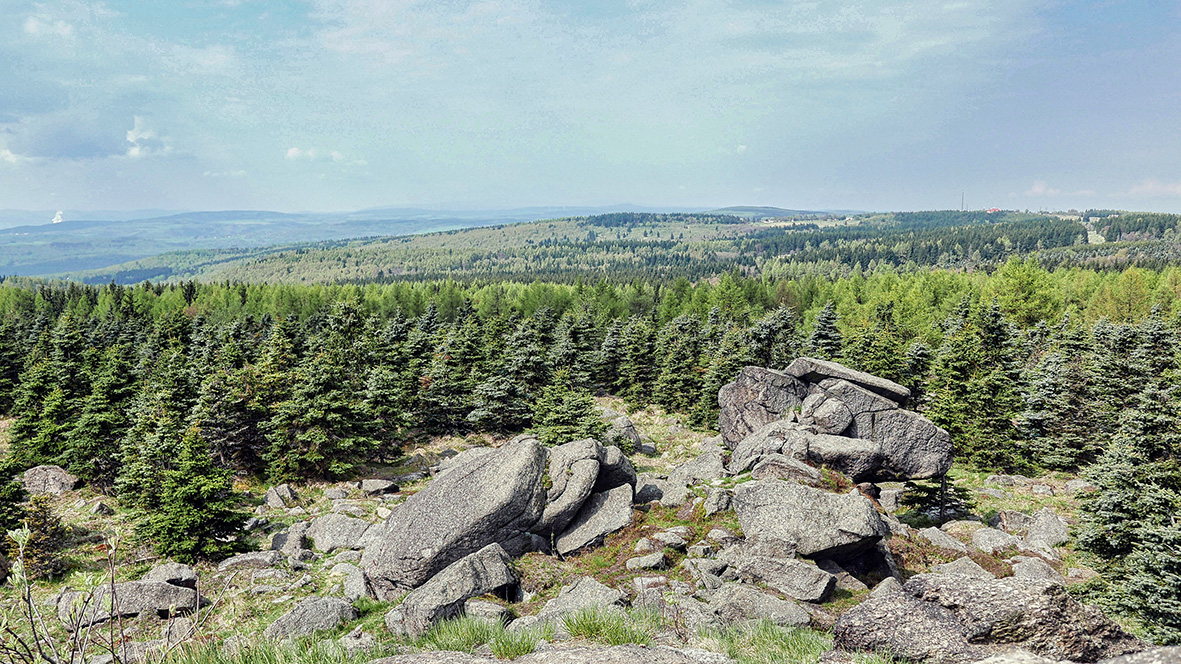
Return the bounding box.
[6,359,1178,664]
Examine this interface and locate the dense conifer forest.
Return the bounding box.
[2,210,1181,644]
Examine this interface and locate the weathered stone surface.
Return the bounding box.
[58,582,206,629]
[141,562,198,589]
[703,488,731,517]
[270,521,311,555]
[535,439,602,537]
[218,550,282,571]
[20,465,79,495]
[92,502,115,516]
[265,483,296,508]
[1099,647,1181,664]
[307,513,371,552]
[835,573,1145,664]
[360,479,398,495]
[626,552,669,570]
[264,597,357,641]
[800,393,854,436]
[718,366,809,448]
[871,576,903,597]
[596,445,638,493]
[1025,509,1070,552]
[635,476,666,503]
[733,480,888,559]
[1011,557,1065,584]
[709,583,810,627]
[729,420,810,474]
[989,511,1036,535]
[555,484,634,556]
[604,415,643,452]
[920,527,969,553]
[652,530,689,550]
[751,454,822,482]
[972,528,1026,555]
[385,544,517,637]
[803,432,881,481]
[932,556,995,579]
[727,552,836,603]
[968,651,1065,664]
[1065,479,1097,496]
[785,357,911,405]
[363,437,547,595]
[816,558,869,592]
[464,599,511,624]
[329,562,374,602]
[537,577,623,620]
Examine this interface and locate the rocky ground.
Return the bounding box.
[6,359,1180,664]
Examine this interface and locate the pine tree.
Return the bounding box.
[531,370,607,446]
[617,316,657,404]
[65,345,138,489]
[417,319,483,432]
[189,368,269,474]
[548,309,597,390]
[135,426,247,562]
[805,301,842,360]
[594,319,624,390]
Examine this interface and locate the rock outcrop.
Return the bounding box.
[385,544,518,637]
[833,574,1144,663]
[20,465,79,495]
[264,597,358,641]
[58,582,207,629]
[718,367,809,447]
[733,479,888,559]
[363,437,548,596]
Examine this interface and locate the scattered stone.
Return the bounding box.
[1011,557,1065,584]
[604,415,643,451]
[58,582,207,629]
[635,538,658,554]
[250,585,282,595]
[978,488,1007,499]
[1025,509,1070,552]
[270,521,311,555]
[218,550,282,572]
[751,454,823,483]
[323,487,349,500]
[385,544,517,637]
[264,597,357,641]
[465,599,511,624]
[707,529,740,547]
[265,484,297,508]
[932,556,995,579]
[989,510,1035,535]
[91,502,115,516]
[703,487,732,517]
[142,562,198,589]
[332,626,378,654]
[555,484,634,556]
[1065,479,1097,495]
[733,480,888,559]
[635,477,665,503]
[709,583,810,628]
[971,528,1025,555]
[626,552,668,570]
[721,539,836,603]
[871,576,903,597]
[652,530,689,550]
[20,465,79,495]
[537,577,623,621]
[919,526,969,553]
[687,541,716,558]
[1032,484,1055,497]
[253,568,290,582]
[360,479,398,495]
[333,503,369,518]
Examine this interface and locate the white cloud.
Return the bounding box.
[204,169,248,178]
[23,16,76,39]
[1024,180,1094,198]
[735,145,747,154]
[125,116,171,158]
[1126,179,1181,198]
[286,146,363,164]
[0,148,29,164]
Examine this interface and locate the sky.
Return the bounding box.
[1,0,1179,214]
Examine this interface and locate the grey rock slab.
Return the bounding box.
[464,598,511,624]
[218,550,282,571]
[871,576,903,597]
[595,445,638,493]
[1011,557,1065,584]
[920,527,969,553]
[308,513,372,552]
[360,479,398,495]
[20,465,79,495]
[834,588,983,664]
[265,484,296,508]
[718,366,809,448]
[141,562,198,589]
[604,415,642,451]
[800,392,854,435]
[270,521,311,555]
[385,543,517,637]
[728,420,810,474]
[362,437,547,596]
[537,576,624,621]
[1025,509,1070,551]
[626,552,668,570]
[555,484,634,556]
[733,479,888,559]
[263,596,357,641]
[751,453,822,482]
[728,553,835,603]
[703,487,731,517]
[58,582,206,629]
[853,408,953,481]
[785,357,911,405]
[972,528,1027,555]
[1099,647,1181,664]
[709,582,810,628]
[535,439,602,537]
[989,511,1035,535]
[652,530,689,550]
[933,556,995,579]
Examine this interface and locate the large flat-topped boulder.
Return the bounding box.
[733,479,888,559]
[834,573,1145,664]
[58,582,207,629]
[21,465,79,495]
[362,438,547,596]
[785,357,911,406]
[718,367,808,448]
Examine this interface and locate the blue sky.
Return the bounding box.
[1,0,1179,213]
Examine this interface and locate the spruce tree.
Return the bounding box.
[65,345,138,489]
[531,370,607,446]
[805,301,842,360]
[617,316,657,404]
[690,325,750,427]
[746,306,798,368]
[653,314,703,413]
[841,302,906,381]
[135,426,247,562]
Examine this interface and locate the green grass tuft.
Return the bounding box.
[561,606,655,646]
[415,615,500,653]
[701,619,833,664]
[488,622,554,659]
